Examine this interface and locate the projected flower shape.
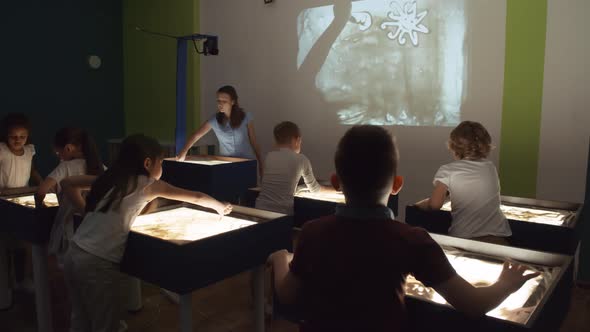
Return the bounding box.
[350,11,373,31]
[380,0,429,46]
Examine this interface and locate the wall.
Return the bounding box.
[201,0,505,218]
[499,0,547,198]
[536,0,590,204]
[579,142,590,281]
[123,0,200,142]
[2,0,124,175]
[200,0,589,218]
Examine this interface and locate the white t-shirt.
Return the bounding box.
[48,159,89,193]
[47,159,91,256]
[434,159,512,239]
[255,148,321,215]
[73,175,154,263]
[0,142,35,188]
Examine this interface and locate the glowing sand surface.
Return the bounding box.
[441,202,575,226]
[132,207,256,244]
[295,191,345,204]
[405,248,557,324]
[3,193,59,208]
[179,160,232,166]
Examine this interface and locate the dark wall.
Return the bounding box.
[2,0,124,175]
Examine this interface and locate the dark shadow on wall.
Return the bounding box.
[2,0,124,175]
[577,138,590,282]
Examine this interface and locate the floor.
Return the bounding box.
[2,266,589,332]
[1,269,298,332]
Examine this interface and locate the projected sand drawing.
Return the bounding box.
[380,0,429,46]
[297,0,466,126]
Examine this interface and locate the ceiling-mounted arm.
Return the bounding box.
[136,27,220,154]
[136,27,219,56]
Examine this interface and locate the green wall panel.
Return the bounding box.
[499,0,548,197]
[123,0,200,141]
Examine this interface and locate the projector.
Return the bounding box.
[203,36,219,56]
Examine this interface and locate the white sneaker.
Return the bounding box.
[117,320,128,332]
[160,288,180,304]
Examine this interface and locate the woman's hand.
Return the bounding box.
[258,163,264,180]
[176,150,187,162]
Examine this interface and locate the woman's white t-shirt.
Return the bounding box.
[434,159,512,239]
[0,142,35,188]
[73,175,154,264]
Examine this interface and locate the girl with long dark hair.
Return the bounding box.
[63,134,231,331]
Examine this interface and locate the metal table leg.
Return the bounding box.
[127,277,142,312]
[179,292,192,332]
[0,239,11,309]
[253,265,265,332]
[31,244,53,332]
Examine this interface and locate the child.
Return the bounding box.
[0,113,41,308]
[268,125,538,331]
[63,134,231,332]
[255,121,331,215]
[0,113,41,190]
[416,121,512,244]
[35,127,105,263]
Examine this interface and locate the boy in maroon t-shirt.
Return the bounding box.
[268,125,539,332]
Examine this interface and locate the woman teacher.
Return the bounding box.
[177,85,263,175]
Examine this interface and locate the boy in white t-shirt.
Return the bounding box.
[416,121,511,244]
[255,121,333,215]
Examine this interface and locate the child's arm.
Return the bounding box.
[301,157,323,193]
[247,122,264,177]
[177,122,212,161]
[319,184,336,193]
[415,181,448,210]
[35,177,57,208]
[145,180,232,216]
[433,262,540,317]
[60,175,97,213]
[30,166,42,186]
[139,199,159,215]
[268,250,301,304]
